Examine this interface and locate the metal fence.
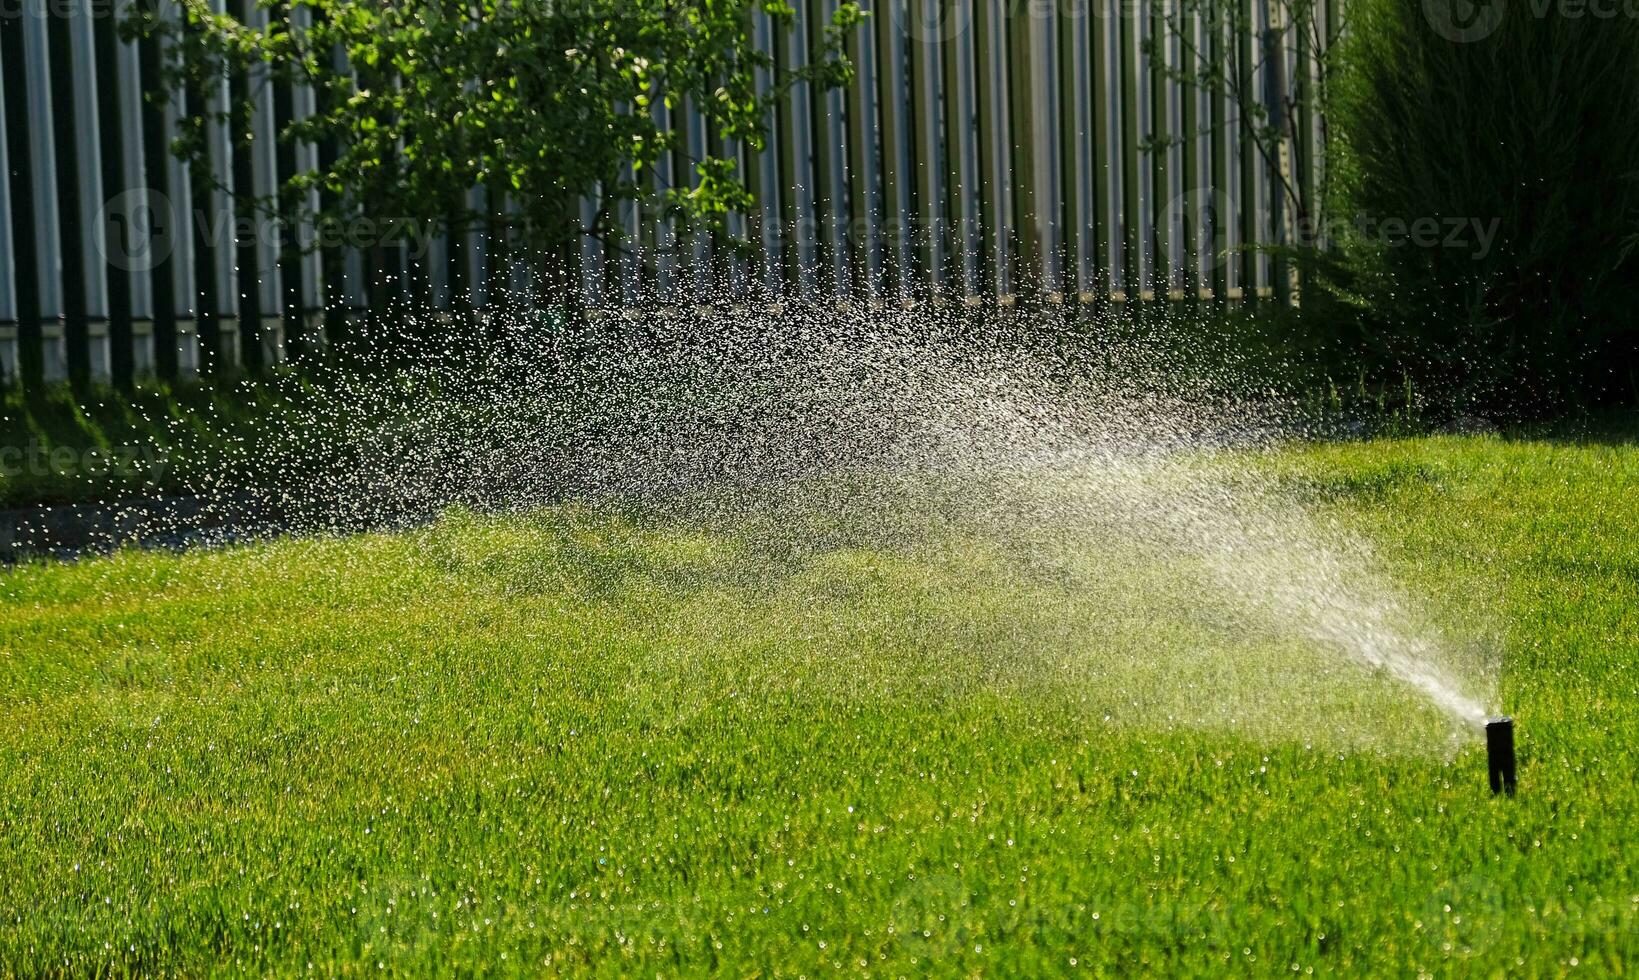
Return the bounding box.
[0,0,1335,389]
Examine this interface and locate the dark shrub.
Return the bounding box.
[1325,0,1639,415]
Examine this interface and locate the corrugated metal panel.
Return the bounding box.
[0,0,1321,386]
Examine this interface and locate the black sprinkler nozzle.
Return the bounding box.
[1486,716,1516,796]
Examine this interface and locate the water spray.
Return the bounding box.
[1486,717,1516,796]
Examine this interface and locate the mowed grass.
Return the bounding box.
[1,434,1636,976]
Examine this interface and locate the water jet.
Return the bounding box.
[1486,717,1516,795]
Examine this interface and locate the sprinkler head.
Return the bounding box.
[1486,717,1516,796]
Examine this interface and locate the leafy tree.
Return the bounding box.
[132,0,861,277]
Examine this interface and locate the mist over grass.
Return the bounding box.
[1,435,1635,973]
[2,304,1633,972]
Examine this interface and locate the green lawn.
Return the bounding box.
[1,433,1635,975]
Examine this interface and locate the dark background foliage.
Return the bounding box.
[1317,0,1639,415]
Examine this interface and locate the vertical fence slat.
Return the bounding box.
[876,0,914,299]
[1045,3,1066,299]
[1296,0,1314,268]
[21,0,67,381]
[504,195,531,300]
[0,56,17,383]
[814,0,851,293]
[464,185,488,309]
[1116,0,1140,298]
[1235,0,1258,299]
[1035,3,1063,299]
[155,2,199,380]
[1222,8,1238,297]
[1177,5,1192,298]
[1179,3,1201,299]
[201,0,241,367]
[1146,0,1170,299]
[944,0,979,301]
[579,192,604,307]
[845,7,883,300]
[751,9,785,294]
[976,0,1011,298]
[94,5,142,382]
[289,6,325,337]
[1064,0,1093,301]
[1134,4,1150,296]
[614,99,641,304]
[1092,0,1115,296]
[1261,0,1288,301]
[111,0,155,376]
[911,0,946,297]
[681,98,713,299]
[340,237,369,316]
[1,18,29,385]
[327,44,369,323]
[67,0,111,380]
[1209,4,1231,299]
[1020,2,1057,299]
[426,234,451,310]
[1006,0,1039,298]
[242,0,282,364]
[1251,0,1272,296]
[646,100,674,303]
[723,136,748,297]
[781,15,818,296]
